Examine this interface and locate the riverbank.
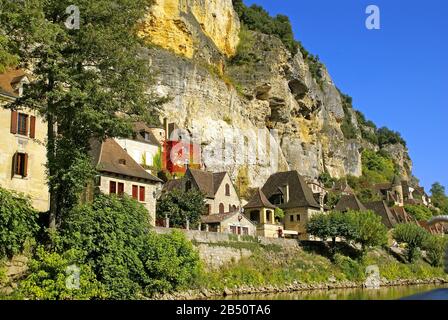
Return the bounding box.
[153,277,448,300]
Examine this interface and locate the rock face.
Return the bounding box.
[144,0,412,190]
[140,0,240,59]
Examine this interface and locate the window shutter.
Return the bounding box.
[132,185,138,199]
[139,186,145,202]
[11,153,17,178]
[30,116,36,138]
[118,183,124,196]
[109,181,117,194]
[23,154,28,177]
[10,111,18,134]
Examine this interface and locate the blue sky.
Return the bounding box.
[244,0,448,193]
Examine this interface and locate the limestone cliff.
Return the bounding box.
[143,0,412,190]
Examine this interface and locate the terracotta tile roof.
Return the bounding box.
[261,171,320,209]
[0,69,27,98]
[132,122,161,146]
[244,189,277,210]
[390,206,417,224]
[365,201,398,229]
[90,138,162,183]
[373,183,392,191]
[335,194,367,212]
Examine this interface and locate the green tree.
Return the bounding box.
[0,187,39,259]
[377,127,407,147]
[430,182,448,212]
[156,189,205,228]
[274,207,285,221]
[423,235,448,267]
[0,0,163,228]
[393,223,429,262]
[345,210,388,253]
[18,247,106,300]
[0,34,18,73]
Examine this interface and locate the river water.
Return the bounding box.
[217,284,448,300]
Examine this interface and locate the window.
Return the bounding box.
[132,185,138,200]
[13,153,28,177]
[242,227,249,235]
[219,203,225,214]
[117,183,124,196]
[266,210,272,223]
[186,180,192,191]
[118,159,126,165]
[139,186,145,202]
[225,184,230,196]
[297,214,301,222]
[290,215,294,222]
[10,111,36,138]
[109,181,117,194]
[18,113,28,136]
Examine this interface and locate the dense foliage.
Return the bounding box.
[377,127,407,148]
[306,210,387,254]
[0,187,39,259]
[393,223,429,262]
[404,204,434,221]
[59,194,200,299]
[232,0,324,83]
[18,247,106,300]
[0,34,18,73]
[430,182,448,213]
[361,150,397,184]
[156,189,206,228]
[0,0,163,227]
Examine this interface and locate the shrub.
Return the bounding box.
[60,194,151,299]
[333,253,364,281]
[18,247,106,300]
[361,149,396,184]
[318,172,334,189]
[156,189,205,228]
[141,230,201,295]
[59,194,200,299]
[404,205,434,221]
[393,224,429,262]
[377,127,406,147]
[423,235,448,267]
[0,187,39,259]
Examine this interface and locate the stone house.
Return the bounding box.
[200,211,256,236]
[244,188,284,238]
[365,200,399,229]
[114,122,161,176]
[89,138,163,226]
[0,70,49,212]
[261,171,321,240]
[163,168,241,215]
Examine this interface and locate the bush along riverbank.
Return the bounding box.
[152,242,448,300]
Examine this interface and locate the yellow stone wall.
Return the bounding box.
[284,207,322,240]
[0,100,49,212]
[139,0,240,58]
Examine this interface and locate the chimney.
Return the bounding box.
[284,184,290,203]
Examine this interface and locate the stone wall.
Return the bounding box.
[154,227,300,269]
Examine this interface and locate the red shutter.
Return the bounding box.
[23,154,28,177]
[118,183,124,196]
[10,111,18,134]
[30,116,36,138]
[109,181,117,194]
[132,185,138,199]
[139,186,145,202]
